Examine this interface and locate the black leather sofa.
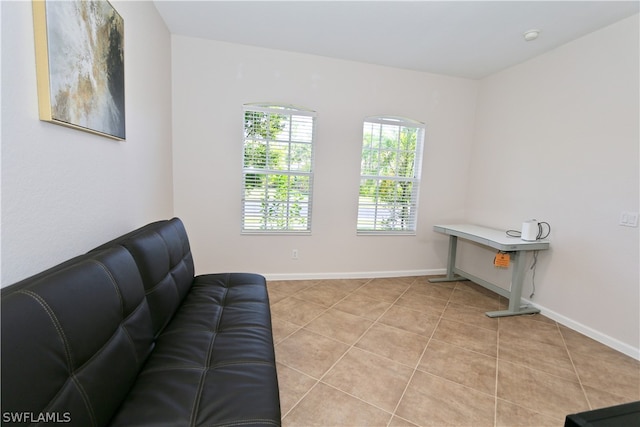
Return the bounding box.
[1,218,281,426]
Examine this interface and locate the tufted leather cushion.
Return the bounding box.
[92,218,195,337]
[97,218,281,426]
[1,247,154,426]
[110,273,281,426]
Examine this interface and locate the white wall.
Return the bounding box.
[171,36,477,279]
[0,1,174,286]
[3,2,635,359]
[464,15,639,356]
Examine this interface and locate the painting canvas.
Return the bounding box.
[33,0,125,140]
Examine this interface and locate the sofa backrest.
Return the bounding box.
[91,217,195,337]
[1,246,154,426]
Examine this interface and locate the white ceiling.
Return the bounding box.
[153,1,640,79]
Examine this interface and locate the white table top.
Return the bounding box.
[434,224,550,251]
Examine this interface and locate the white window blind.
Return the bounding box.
[358,116,425,234]
[242,104,315,233]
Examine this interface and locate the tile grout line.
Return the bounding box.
[279,277,432,421]
[283,277,425,426]
[494,317,501,427]
[493,296,507,427]
[387,280,455,427]
[275,277,640,426]
[495,310,594,423]
[276,278,375,421]
[391,279,501,426]
[557,321,594,410]
[314,277,418,382]
[272,279,330,421]
[494,301,584,423]
[273,277,376,346]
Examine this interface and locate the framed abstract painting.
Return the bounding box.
[33,0,125,140]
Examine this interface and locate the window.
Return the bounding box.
[358,116,425,234]
[242,104,315,233]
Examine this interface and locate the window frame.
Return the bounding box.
[357,116,425,235]
[241,103,316,234]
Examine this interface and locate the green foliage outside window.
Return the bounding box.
[359,119,423,232]
[243,111,285,189]
[242,106,314,232]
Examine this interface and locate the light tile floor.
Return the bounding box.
[268,276,640,427]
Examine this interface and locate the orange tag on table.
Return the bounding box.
[494,253,510,268]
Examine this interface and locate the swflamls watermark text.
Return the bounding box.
[2,412,71,423]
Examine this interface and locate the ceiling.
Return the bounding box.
[153,1,640,79]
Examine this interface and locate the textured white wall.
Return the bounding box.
[463,15,639,356]
[171,36,478,279]
[1,1,174,286]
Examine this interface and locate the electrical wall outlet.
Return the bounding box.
[619,211,638,227]
[292,249,299,260]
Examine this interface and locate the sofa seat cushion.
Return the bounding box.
[110,273,280,427]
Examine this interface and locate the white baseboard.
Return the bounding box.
[263,268,446,282]
[524,298,640,361]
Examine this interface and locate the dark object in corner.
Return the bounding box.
[565,401,640,427]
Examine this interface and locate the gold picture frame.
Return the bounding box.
[33,0,125,140]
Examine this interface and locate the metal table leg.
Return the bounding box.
[486,251,540,317]
[429,236,467,283]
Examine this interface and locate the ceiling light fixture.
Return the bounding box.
[523,29,540,41]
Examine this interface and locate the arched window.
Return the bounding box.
[358,116,425,234]
[242,104,316,233]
